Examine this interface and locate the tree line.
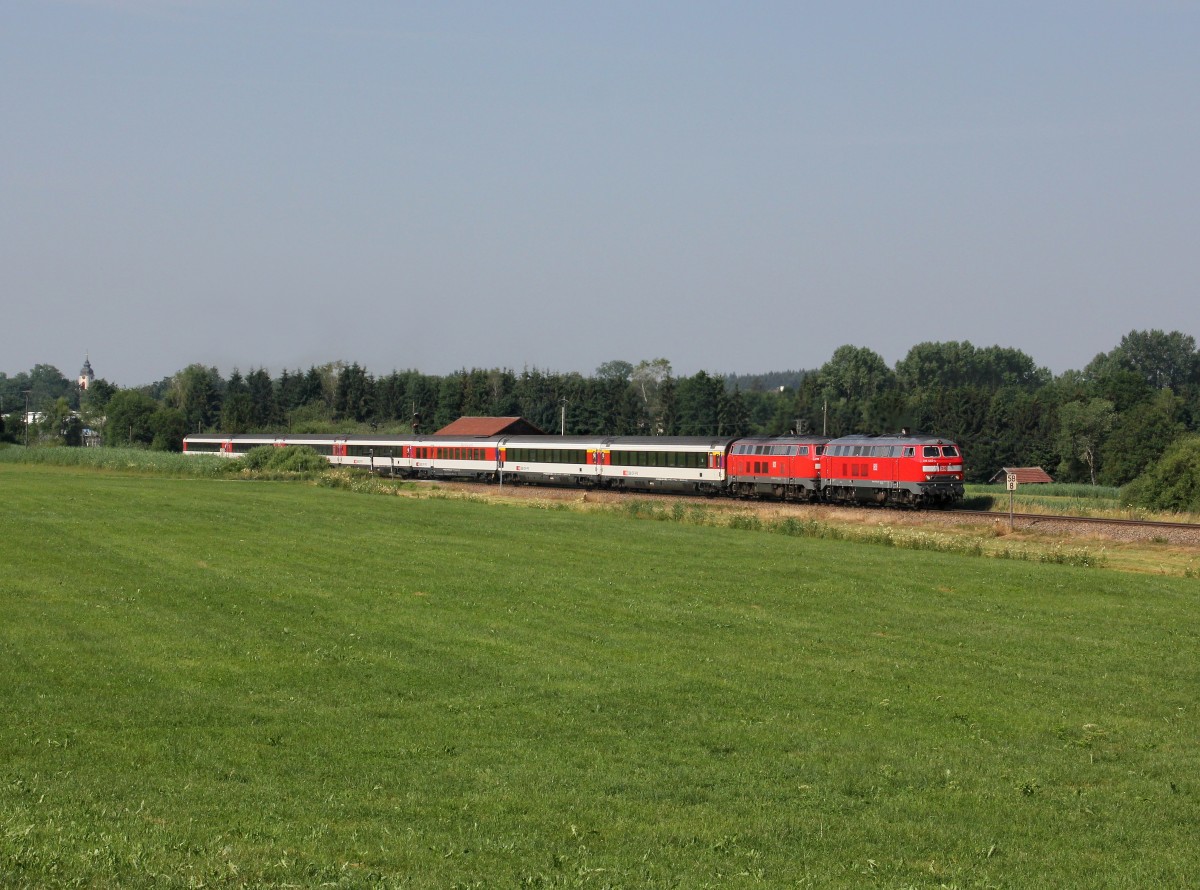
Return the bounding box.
[3,329,1199,492]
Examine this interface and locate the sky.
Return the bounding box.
[3,1,1198,387]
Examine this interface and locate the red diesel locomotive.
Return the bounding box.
[822,434,965,507]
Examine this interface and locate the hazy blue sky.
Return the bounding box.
[3,1,1197,386]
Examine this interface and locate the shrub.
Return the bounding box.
[239,445,329,475]
[1120,434,1200,513]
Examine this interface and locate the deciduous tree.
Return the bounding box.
[105,390,159,447]
[1056,398,1115,485]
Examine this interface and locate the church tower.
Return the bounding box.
[78,354,95,390]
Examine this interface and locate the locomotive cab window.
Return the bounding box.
[923,446,940,458]
[941,446,959,457]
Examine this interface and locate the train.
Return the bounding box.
[183,429,965,507]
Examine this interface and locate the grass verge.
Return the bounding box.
[2,463,1198,887]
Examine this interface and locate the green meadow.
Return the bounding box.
[2,463,1198,888]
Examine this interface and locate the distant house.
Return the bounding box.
[433,416,547,437]
[989,466,1054,485]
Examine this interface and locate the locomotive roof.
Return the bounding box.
[826,433,955,445]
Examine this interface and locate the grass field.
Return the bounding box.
[966,482,1200,524]
[2,463,1199,888]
